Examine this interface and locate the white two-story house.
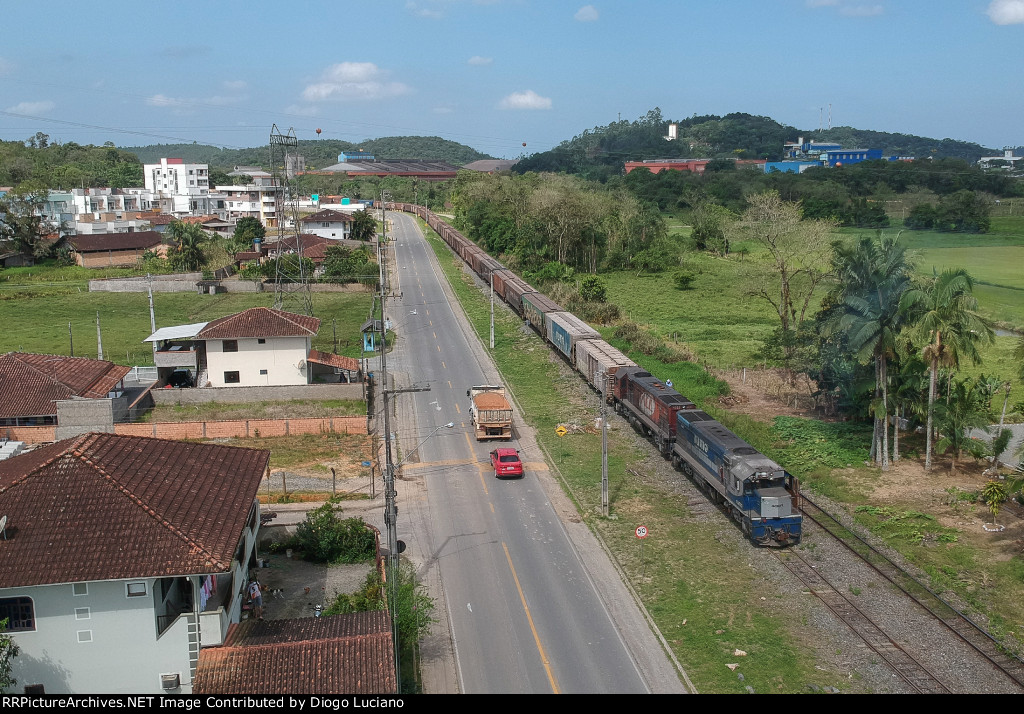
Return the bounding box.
[145,307,321,388]
[0,432,270,694]
[299,209,353,240]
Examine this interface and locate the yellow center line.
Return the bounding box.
[503,542,560,694]
[441,361,446,369]
[455,403,461,414]
[433,332,437,340]
[447,380,452,389]
[436,345,441,352]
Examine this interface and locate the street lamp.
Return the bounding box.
[383,419,452,692]
[393,422,455,471]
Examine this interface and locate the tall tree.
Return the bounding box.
[350,209,377,242]
[901,268,994,470]
[824,233,914,469]
[0,191,60,258]
[166,221,209,272]
[733,190,836,364]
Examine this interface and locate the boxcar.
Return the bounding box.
[521,292,563,334]
[502,277,536,316]
[546,312,600,363]
[574,338,636,401]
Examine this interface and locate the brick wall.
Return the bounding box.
[7,416,365,445]
[2,426,56,443]
[114,416,366,439]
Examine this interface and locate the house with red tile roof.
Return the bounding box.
[299,208,353,240]
[0,432,270,694]
[194,612,396,694]
[144,307,321,388]
[0,352,131,429]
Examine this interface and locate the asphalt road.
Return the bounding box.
[373,211,688,694]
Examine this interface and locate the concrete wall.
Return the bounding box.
[55,399,114,440]
[151,382,362,405]
[89,276,370,293]
[90,275,202,293]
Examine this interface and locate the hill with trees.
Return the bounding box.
[0,136,143,188]
[124,136,492,170]
[514,109,1008,182]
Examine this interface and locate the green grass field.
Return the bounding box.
[0,285,374,363]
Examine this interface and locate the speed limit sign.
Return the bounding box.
[635,525,648,539]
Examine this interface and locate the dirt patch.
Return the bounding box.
[712,367,820,421]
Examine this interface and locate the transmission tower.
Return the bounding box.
[269,124,314,316]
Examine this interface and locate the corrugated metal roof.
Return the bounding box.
[143,322,209,342]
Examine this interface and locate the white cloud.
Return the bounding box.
[575,5,599,21]
[302,62,411,102]
[988,0,1024,24]
[839,4,883,16]
[499,90,552,110]
[468,55,493,66]
[405,1,444,18]
[5,101,55,115]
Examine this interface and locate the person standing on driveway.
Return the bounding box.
[248,579,264,620]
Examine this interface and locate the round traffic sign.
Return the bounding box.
[635,525,648,539]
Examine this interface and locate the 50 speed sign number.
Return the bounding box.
[635,525,648,539]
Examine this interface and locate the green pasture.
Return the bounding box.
[0,287,373,363]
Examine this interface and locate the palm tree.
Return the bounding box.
[934,376,994,473]
[825,233,914,469]
[166,220,209,272]
[901,268,994,470]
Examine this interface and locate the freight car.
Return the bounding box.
[394,203,802,547]
[673,410,801,546]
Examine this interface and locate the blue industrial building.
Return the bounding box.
[824,148,883,166]
[764,161,821,174]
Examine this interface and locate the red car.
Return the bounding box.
[490,448,524,478]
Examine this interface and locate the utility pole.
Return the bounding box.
[148,274,157,362]
[96,312,103,361]
[601,371,609,517]
[68,322,74,357]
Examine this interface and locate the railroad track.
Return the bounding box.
[799,493,1024,692]
[776,548,950,694]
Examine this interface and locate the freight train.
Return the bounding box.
[390,203,801,546]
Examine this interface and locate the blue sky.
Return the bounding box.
[1,1,1023,158]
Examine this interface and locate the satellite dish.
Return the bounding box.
[297,359,307,370]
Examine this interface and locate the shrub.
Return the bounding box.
[294,501,376,564]
[673,270,696,290]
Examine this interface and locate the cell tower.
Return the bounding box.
[269,124,313,316]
